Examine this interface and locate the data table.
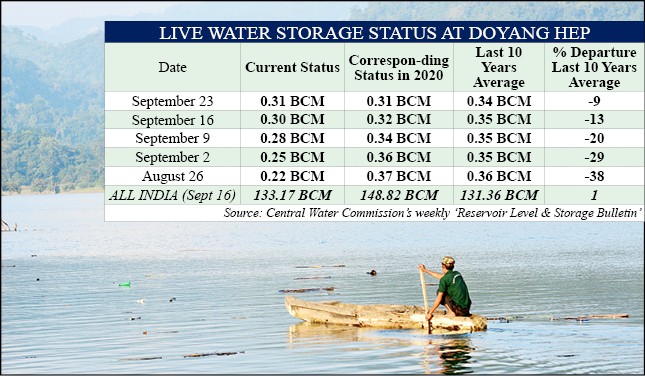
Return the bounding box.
[104,21,644,221]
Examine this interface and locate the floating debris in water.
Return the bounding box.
[118,282,131,287]
[490,313,637,322]
[1,265,16,267]
[143,330,178,335]
[486,317,509,323]
[367,270,377,275]
[294,276,331,280]
[169,297,176,302]
[119,356,162,361]
[551,313,629,321]
[575,313,629,319]
[119,350,241,361]
[128,316,142,321]
[279,287,335,293]
[183,351,244,358]
[136,299,145,304]
[295,265,345,268]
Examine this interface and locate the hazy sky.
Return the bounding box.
[1,1,185,28]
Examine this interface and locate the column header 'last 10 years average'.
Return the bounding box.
[105,21,644,43]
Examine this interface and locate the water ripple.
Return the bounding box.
[2,194,643,373]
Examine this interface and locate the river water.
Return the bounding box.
[1,193,643,373]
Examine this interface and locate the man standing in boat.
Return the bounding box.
[418,256,472,318]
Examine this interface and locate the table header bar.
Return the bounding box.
[105,21,644,43]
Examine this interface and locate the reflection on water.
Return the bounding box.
[423,336,473,375]
[288,322,378,344]
[288,322,475,374]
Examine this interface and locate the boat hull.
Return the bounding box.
[285,296,487,334]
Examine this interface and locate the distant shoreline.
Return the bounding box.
[1,187,103,197]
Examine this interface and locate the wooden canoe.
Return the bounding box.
[284,296,487,334]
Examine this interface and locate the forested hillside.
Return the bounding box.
[350,2,643,20]
[1,26,104,193]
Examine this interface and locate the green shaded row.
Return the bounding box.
[105,185,643,205]
[105,110,645,129]
[105,147,644,167]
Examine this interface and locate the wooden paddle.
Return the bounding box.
[419,268,431,333]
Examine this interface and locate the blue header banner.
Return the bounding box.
[105,21,644,43]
